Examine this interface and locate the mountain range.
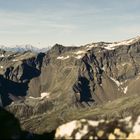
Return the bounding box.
[0,44,50,53]
[0,36,140,139]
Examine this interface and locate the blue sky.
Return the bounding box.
[0,0,140,48]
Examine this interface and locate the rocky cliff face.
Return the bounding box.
[27,36,140,107]
[0,36,140,138]
[0,36,140,107]
[0,50,46,106]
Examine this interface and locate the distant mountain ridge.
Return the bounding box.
[0,44,50,53]
[1,36,140,53]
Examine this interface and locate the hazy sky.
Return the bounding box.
[0,0,140,48]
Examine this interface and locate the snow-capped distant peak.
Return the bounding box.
[0,44,38,52]
[11,44,39,52]
[0,44,50,53]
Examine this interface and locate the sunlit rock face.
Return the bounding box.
[55,116,140,139]
[1,37,140,107]
[1,36,140,137]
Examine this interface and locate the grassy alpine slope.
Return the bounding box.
[19,94,140,134]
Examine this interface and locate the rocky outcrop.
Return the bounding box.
[3,52,45,82]
[0,107,21,139]
[0,75,29,106]
[73,51,103,105]
[0,107,55,139]
[55,116,140,139]
[0,51,46,106]
[6,98,54,119]
[35,37,140,106]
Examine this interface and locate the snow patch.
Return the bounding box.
[10,102,15,105]
[104,45,115,50]
[102,66,106,71]
[75,55,83,59]
[110,77,121,86]
[74,50,86,55]
[86,43,99,49]
[123,116,132,122]
[40,92,50,99]
[57,56,70,60]
[121,63,131,66]
[84,36,140,51]
[55,120,77,138]
[12,59,18,62]
[55,120,97,139]
[133,116,140,134]
[29,92,50,100]
[29,96,40,99]
[0,54,4,57]
[122,63,127,66]
[75,125,88,139]
[123,86,128,94]
[104,36,140,50]
[88,120,99,127]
